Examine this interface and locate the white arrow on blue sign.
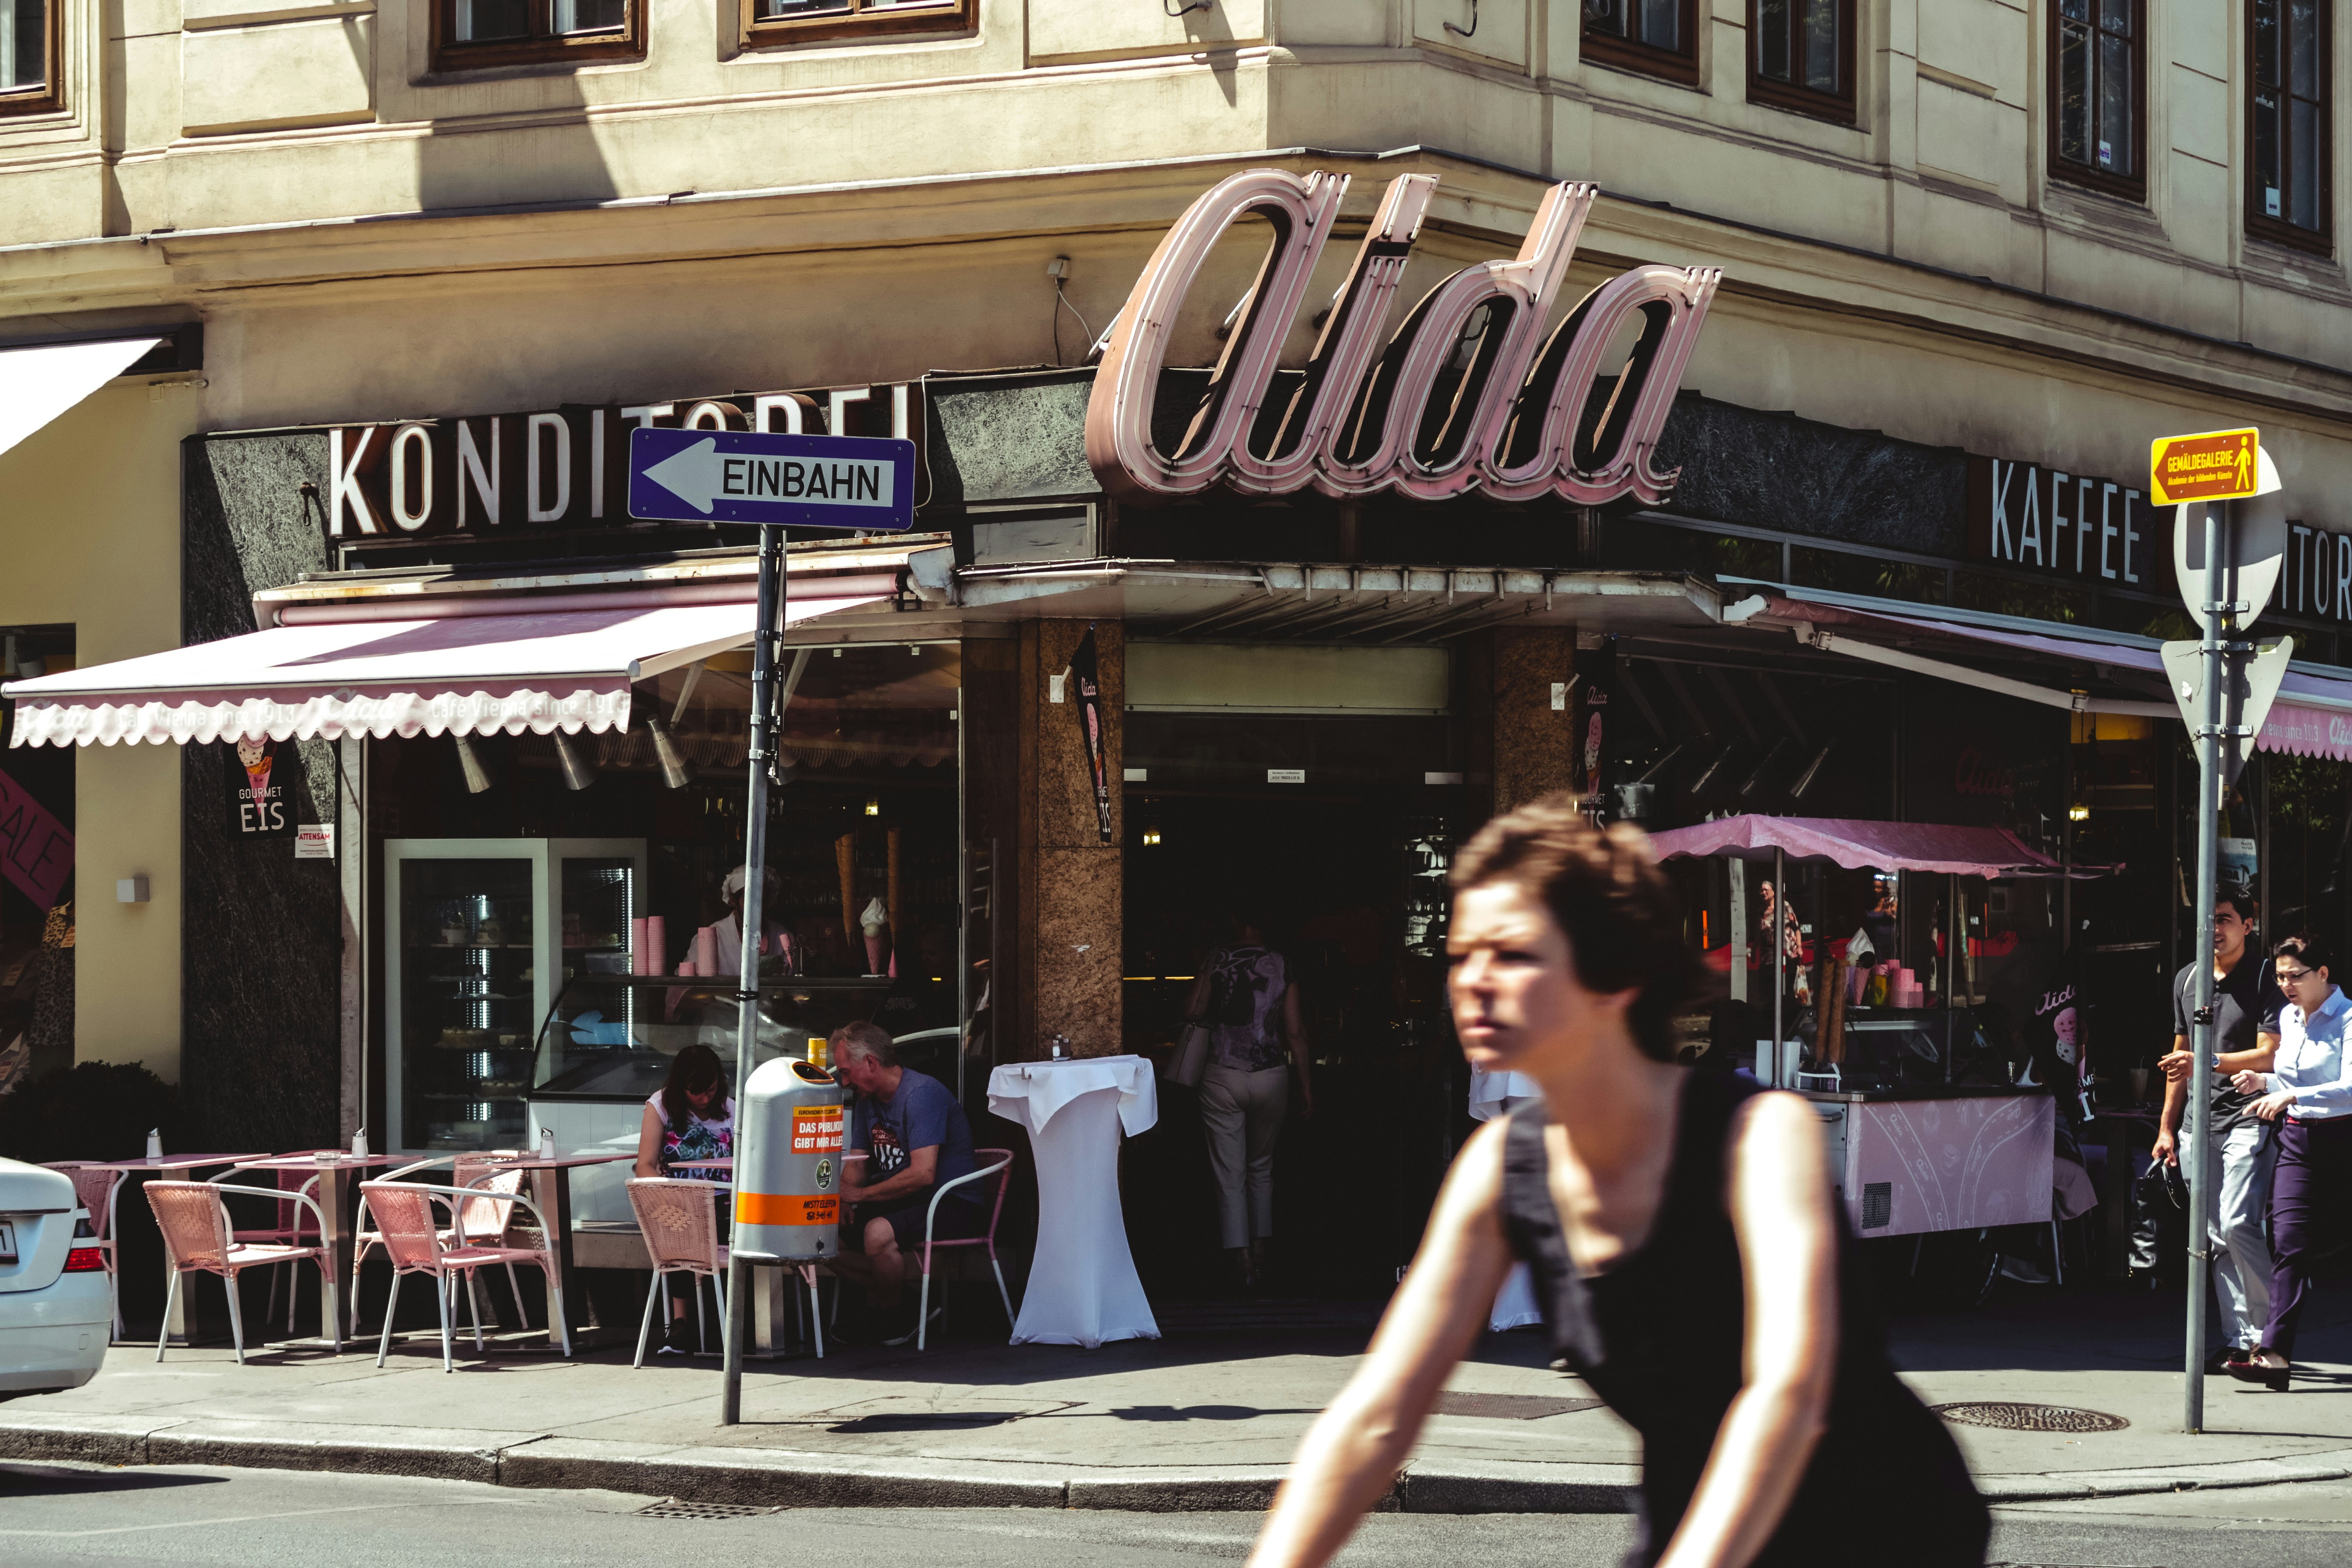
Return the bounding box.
[627,428,917,531]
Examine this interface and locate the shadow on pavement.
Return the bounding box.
[0,1462,230,1498]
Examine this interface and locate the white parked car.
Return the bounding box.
[0,1157,111,1393]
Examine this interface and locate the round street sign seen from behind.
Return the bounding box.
[2173,448,2286,635]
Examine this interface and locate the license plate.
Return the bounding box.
[0,1221,15,1265]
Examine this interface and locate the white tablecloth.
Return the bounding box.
[1467,1069,1540,1125]
[1467,1070,1544,1332]
[988,1055,1159,1348]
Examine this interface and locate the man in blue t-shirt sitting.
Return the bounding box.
[828,1020,984,1345]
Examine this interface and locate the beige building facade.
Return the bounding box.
[3,0,2349,1164]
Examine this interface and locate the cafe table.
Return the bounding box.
[475,1151,635,1351]
[219,1152,395,1345]
[86,1154,263,1346]
[987,1054,1158,1348]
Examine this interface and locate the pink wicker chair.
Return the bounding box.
[359,1179,570,1372]
[914,1148,1017,1351]
[350,1153,526,1334]
[44,1163,125,1342]
[145,1181,340,1363]
[623,1178,733,1367]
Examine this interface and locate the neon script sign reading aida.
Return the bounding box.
[1084,170,1721,506]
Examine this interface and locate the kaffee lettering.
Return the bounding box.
[1966,455,2153,587]
[1084,168,1721,506]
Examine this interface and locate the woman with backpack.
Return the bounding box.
[1186,910,1313,1289]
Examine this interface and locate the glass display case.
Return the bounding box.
[384,838,648,1152]
[530,975,899,1103]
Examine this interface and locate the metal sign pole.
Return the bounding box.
[1772,846,1785,1086]
[721,523,787,1426]
[2184,499,2223,1436]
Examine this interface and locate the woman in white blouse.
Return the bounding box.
[2230,933,2352,1391]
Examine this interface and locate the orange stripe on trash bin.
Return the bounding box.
[735,1191,840,1226]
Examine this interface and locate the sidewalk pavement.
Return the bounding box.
[2,1289,2347,1514]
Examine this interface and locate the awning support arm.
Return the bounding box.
[1793,623,2176,719]
[670,659,706,725]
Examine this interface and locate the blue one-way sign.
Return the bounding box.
[628,428,917,530]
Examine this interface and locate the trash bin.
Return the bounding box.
[732,1056,845,1261]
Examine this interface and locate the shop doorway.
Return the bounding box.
[1121,712,1465,1302]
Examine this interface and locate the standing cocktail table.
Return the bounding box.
[987,1055,1158,1348]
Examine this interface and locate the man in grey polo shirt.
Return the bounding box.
[2156,889,2282,1369]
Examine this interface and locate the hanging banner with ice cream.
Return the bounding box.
[228,736,295,839]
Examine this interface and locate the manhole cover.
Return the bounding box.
[634,1500,778,1519]
[1434,1392,1605,1420]
[1933,1402,2129,1433]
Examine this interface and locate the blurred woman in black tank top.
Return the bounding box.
[1250,797,1988,1568]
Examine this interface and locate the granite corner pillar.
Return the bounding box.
[1016,619,1124,1061]
[1490,626,1578,815]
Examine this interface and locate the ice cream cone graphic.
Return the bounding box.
[236,737,274,808]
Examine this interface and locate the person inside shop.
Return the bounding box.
[2228,933,2352,1391]
[2153,889,2280,1372]
[631,1043,733,1357]
[1185,907,1314,1292]
[1247,795,1988,1568]
[714,864,798,977]
[1861,879,1899,961]
[828,1020,983,1346]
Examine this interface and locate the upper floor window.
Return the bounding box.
[1581,0,1700,88]
[742,0,976,50]
[2250,0,2331,249]
[433,0,642,72]
[2,0,61,117]
[2049,0,2144,199]
[1748,0,1856,124]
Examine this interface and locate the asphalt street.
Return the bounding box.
[0,1463,2348,1568]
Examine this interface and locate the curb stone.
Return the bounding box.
[1,1419,2347,1512]
[1399,1459,1640,1514]
[1978,1451,2352,1504]
[500,1439,1069,1509]
[1064,1466,1299,1512]
[0,1414,173,1467]
[143,1419,523,1485]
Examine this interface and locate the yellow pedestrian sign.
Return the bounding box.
[2150,426,2262,505]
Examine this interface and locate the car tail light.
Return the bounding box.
[64,1246,107,1272]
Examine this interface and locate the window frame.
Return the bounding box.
[1580,0,1703,89]
[1745,0,1857,125]
[2045,0,2147,203]
[2246,0,2333,254]
[430,0,645,75]
[739,0,977,52]
[0,0,66,119]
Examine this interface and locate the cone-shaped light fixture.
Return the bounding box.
[1788,738,1839,800]
[645,715,691,790]
[453,734,496,795]
[552,730,596,791]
